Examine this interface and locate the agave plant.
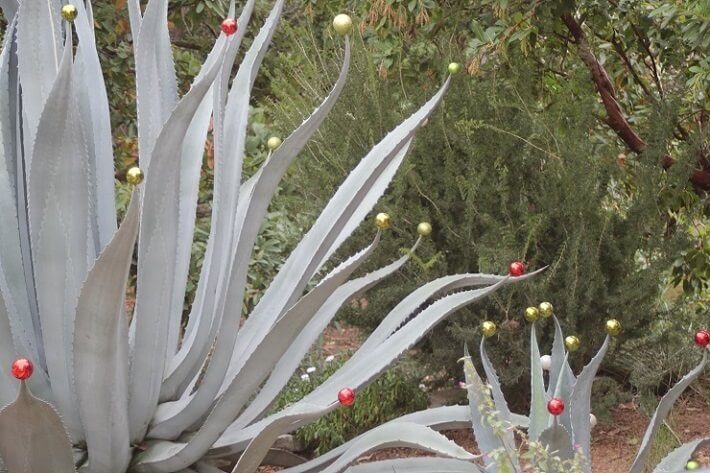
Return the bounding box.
[279,312,708,473]
[0,1,540,472]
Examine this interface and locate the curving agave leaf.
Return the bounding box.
[354,269,543,361]
[28,29,89,443]
[0,383,75,473]
[548,317,575,433]
[134,0,178,169]
[343,458,486,473]
[232,403,331,473]
[0,280,17,407]
[628,350,707,473]
[126,0,142,40]
[164,31,231,360]
[155,0,285,413]
[240,74,448,350]
[538,423,574,462]
[569,335,609,463]
[0,15,47,384]
[652,438,709,473]
[232,239,417,429]
[317,422,477,473]
[16,0,62,163]
[528,323,547,441]
[462,347,517,473]
[73,193,140,473]
[219,35,352,389]
[480,337,514,449]
[72,1,117,253]
[160,0,257,401]
[550,351,573,433]
[146,235,381,454]
[0,0,17,21]
[128,37,228,443]
[211,406,528,465]
[547,316,575,397]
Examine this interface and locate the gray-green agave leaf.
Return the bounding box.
[0,383,76,473]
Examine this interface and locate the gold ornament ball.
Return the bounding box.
[565,335,581,352]
[448,62,462,75]
[685,460,700,470]
[524,306,539,322]
[267,136,282,150]
[538,301,554,318]
[333,14,353,35]
[126,167,144,186]
[375,212,391,230]
[417,222,432,237]
[481,321,497,338]
[61,4,78,21]
[605,319,622,336]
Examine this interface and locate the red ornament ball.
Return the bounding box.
[221,18,238,36]
[11,358,33,380]
[337,387,356,406]
[694,330,710,348]
[547,397,565,416]
[508,261,526,277]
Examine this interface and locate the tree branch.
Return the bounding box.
[561,12,709,191]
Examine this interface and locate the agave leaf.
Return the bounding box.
[212,407,528,464]
[28,30,89,442]
[480,337,514,448]
[272,280,515,439]
[243,74,449,348]
[463,347,517,473]
[547,316,575,397]
[343,458,486,473]
[219,34,352,382]
[134,0,178,169]
[126,0,142,40]
[354,269,543,361]
[569,335,609,462]
[652,437,709,473]
[16,0,62,162]
[0,16,45,375]
[528,323,548,441]
[538,423,574,462]
[628,351,707,473]
[136,279,509,472]
[73,193,140,472]
[156,0,284,408]
[72,1,117,251]
[0,279,17,407]
[164,32,230,360]
[0,0,17,21]
[232,404,330,473]
[233,240,415,429]
[161,0,257,400]
[128,39,227,442]
[0,383,76,473]
[149,233,380,442]
[550,351,573,433]
[163,0,333,401]
[318,422,477,473]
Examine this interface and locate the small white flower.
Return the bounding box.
[418,383,427,392]
[540,355,552,371]
[325,355,335,363]
[300,373,310,381]
[306,366,316,374]
[589,413,597,428]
